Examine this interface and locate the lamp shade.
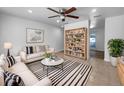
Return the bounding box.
[4,42,12,49]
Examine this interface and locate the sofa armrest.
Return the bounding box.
[15,56,21,62]
[0,67,4,86]
[20,51,27,62]
[33,77,52,86]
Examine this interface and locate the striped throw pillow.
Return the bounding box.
[26,46,33,54]
[4,71,25,86]
[6,56,16,68]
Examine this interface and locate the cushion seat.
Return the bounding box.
[17,69,39,86]
[26,52,45,60]
[9,62,29,74]
[0,56,52,86]
[20,45,54,63]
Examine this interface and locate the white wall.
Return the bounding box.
[96,28,105,51]
[104,15,124,62]
[90,28,104,51]
[64,20,90,59]
[0,14,64,55]
[64,21,89,30]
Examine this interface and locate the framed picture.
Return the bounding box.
[26,28,44,43]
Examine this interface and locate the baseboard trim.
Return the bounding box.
[90,49,104,52]
[55,50,64,53]
[104,58,110,62]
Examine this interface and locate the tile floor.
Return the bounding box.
[57,51,121,86]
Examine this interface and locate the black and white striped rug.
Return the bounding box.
[27,57,92,86]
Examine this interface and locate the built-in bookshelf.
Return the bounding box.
[64,28,87,60]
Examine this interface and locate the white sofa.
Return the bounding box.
[20,44,54,63]
[0,56,52,86]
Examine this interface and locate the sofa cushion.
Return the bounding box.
[9,62,38,86]
[4,71,25,86]
[8,62,29,74]
[26,46,34,54]
[17,69,38,86]
[6,55,16,68]
[27,52,45,60]
[36,45,46,52]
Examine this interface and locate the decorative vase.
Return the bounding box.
[110,56,118,67]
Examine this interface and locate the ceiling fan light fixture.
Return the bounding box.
[62,18,65,22]
[60,15,65,19]
[47,7,79,23]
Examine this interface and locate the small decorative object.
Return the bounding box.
[43,52,53,62]
[26,28,44,43]
[107,39,124,66]
[4,42,12,56]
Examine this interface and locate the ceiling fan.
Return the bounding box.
[47,7,79,22]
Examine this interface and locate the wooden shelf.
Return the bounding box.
[64,28,87,60]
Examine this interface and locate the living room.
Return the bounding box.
[1,6,124,88]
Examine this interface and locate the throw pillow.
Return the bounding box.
[26,46,33,54]
[6,55,16,68]
[4,71,25,86]
[36,45,46,52]
[45,45,49,51]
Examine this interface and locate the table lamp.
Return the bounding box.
[4,42,12,56]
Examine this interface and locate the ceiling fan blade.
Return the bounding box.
[66,15,79,19]
[64,7,76,14]
[48,15,60,18]
[47,7,60,14]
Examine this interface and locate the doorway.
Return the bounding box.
[89,29,104,59]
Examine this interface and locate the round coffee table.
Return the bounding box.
[41,57,64,76]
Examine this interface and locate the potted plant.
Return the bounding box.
[43,52,52,62]
[107,39,124,66]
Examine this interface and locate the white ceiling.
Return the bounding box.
[0,7,124,28]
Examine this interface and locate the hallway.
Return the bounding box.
[90,49,104,59]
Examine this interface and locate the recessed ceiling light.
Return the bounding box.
[92,9,97,13]
[90,25,94,29]
[57,20,60,23]
[27,9,32,13]
[90,23,95,29]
